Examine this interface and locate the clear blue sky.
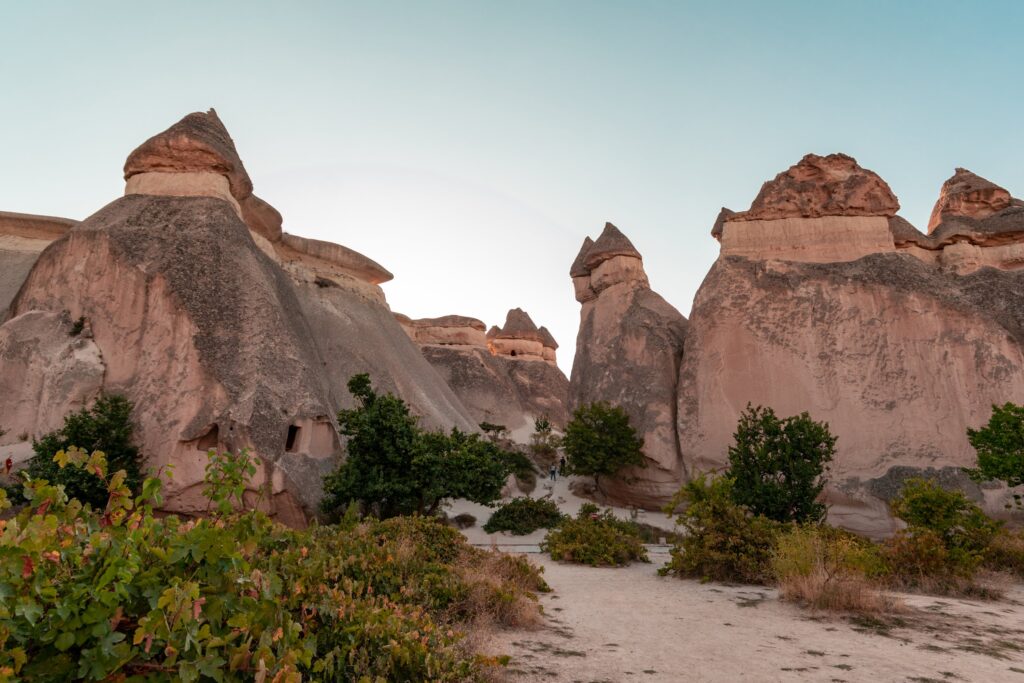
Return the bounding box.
[3,1,1022,373]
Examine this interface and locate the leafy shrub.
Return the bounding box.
[881,478,1000,593]
[17,395,141,508]
[0,447,544,681]
[322,374,512,518]
[773,525,896,613]
[728,404,835,524]
[483,497,565,535]
[561,402,644,492]
[541,504,648,567]
[660,474,782,584]
[966,402,1024,504]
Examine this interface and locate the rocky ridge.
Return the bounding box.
[398,309,569,441]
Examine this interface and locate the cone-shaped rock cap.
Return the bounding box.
[496,308,540,339]
[582,223,642,270]
[570,236,595,277]
[537,325,559,350]
[927,168,1014,232]
[732,153,899,221]
[124,109,253,201]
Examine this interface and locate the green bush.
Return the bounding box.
[541,504,648,567]
[321,374,512,518]
[0,447,545,681]
[728,404,835,524]
[17,395,141,508]
[561,402,644,493]
[660,474,782,584]
[483,497,565,535]
[882,478,1000,589]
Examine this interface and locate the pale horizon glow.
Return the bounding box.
[2,1,1023,375]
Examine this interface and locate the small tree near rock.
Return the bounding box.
[728,404,835,524]
[321,374,513,519]
[966,402,1024,506]
[561,402,644,493]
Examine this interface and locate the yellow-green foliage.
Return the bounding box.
[773,525,896,613]
[541,504,648,567]
[0,448,545,682]
[660,474,782,584]
[882,478,1000,591]
[985,528,1024,577]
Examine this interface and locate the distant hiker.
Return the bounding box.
[559,456,566,474]
[549,464,557,482]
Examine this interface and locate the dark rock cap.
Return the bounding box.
[927,168,1014,233]
[538,325,559,350]
[570,236,595,277]
[733,153,899,221]
[407,315,486,331]
[497,308,540,338]
[124,109,253,201]
[583,223,642,270]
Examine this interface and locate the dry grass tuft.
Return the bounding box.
[777,566,902,614]
[453,549,548,630]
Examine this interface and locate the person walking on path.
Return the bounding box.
[559,456,566,476]
[549,464,557,482]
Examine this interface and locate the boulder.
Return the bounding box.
[569,223,688,507]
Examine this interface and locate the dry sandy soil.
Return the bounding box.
[487,552,1024,683]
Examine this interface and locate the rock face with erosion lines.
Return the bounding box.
[0,110,476,524]
[677,156,1024,536]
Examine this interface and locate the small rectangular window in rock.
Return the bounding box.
[286,425,300,452]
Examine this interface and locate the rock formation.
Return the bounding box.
[0,211,77,318]
[927,168,1019,232]
[398,309,569,441]
[0,110,476,524]
[569,223,688,506]
[677,156,1024,536]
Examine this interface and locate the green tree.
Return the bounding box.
[727,404,835,524]
[321,374,512,518]
[20,394,142,508]
[966,402,1024,504]
[561,402,644,493]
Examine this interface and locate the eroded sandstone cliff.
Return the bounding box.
[679,156,1024,535]
[0,110,476,523]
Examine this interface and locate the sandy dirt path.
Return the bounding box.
[489,552,1024,683]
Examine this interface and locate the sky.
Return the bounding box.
[2,1,1023,375]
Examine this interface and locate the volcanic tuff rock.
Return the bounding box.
[678,155,1024,536]
[927,168,1018,232]
[0,211,77,318]
[733,153,900,221]
[569,223,687,507]
[0,110,476,524]
[400,310,569,440]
